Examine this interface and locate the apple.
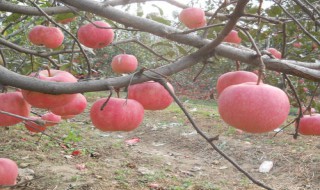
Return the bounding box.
[0,158,18,186]
[298,114,320,135]
[267,48,282,59]
[111,54,138,74]
[24,116,47,133]
[41,112,62,127]
[28,25,64,49]
[216,71,259,96]
[77,21,114,49]
[179,7,206,29]
[128,81,174,110]
[223,30,242,44]
[0,92,31,127]
[90,97,144,131]
[50,93,87,116]
[218,82,290,133]
[293,42,302,48]
[21,69,78,109]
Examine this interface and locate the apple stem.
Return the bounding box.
[235,61,240,71]
[100,89,113,111]
[44,65,51,77]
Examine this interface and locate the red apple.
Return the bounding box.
[41,112,62,127]
[0,92,31,127]
[24,116,47,133]
[179,7,206,29]
[218,83,290,133]
[28,26,64,49]
[128,81,174,110]
[90,97,144,131]
[21,69,78,109]
[28,25,46,45]
[50,93,87,116]
[216,71,259,96]
[77,21,114,49]
[298,114,320,135]
[223,30,242,44]
[42,27,64,49]
[267,48,282,59]
[0,158,18,186]
[111,54,138,74]
[293,42,302,48]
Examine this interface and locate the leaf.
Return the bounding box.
[54,13,76,22]
[175,44,188,55]
[4,13,22,23]
[137,3,143,17]
[151,4,164,16]
[146,13,171,26]
[151,41,173,49]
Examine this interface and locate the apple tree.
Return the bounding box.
[0,0,320,189]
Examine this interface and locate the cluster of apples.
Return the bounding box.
[0,69,87,133]
[216,71,290,133]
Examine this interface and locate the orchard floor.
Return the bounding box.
[1,92,320,190]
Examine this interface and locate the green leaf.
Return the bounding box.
[175,44,188,55]
[54,13,76,22]
[151,41,173,48]
[151,4,164,16]
[146,13,171,26]
[4,13,22,23]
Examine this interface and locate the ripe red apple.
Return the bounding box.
[128,81,174,110]
[218,82,290,133]
[223,30,242,44]
[0,92,31,127]
[77,21,114,49]
[90,97,144,131]
[297,114,320,135]
[179,7,206,29]
[21,69,78,109]
[0,158,18,186]
[28,25,64,49]
[267,48,282,59]
[50,93,87,116]
[216,71,259,96]
[41,112,62,127]
[24,116,47,133]
[111,54,138,74]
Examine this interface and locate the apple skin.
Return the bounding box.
[77,21,114,49]
[41,112,62,127]
[223,30,242,44]
[24,116,47,133]
[90,97,144,131]
[21,69,78,109]
[267,48,282,59]
[50,93,87,116]
[293,42,302,48]
[0,158,18,186]
[297,114,320,135]
[218,83,290,133]
[111,54,138,74]
[128,81,174,110]
[216,71,259,96]
[28,26,64,48]
[179,7,206,29]
[0,92,31,127]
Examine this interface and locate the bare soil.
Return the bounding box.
[1,93,320,190]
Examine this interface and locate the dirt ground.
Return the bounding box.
[1,92,320,190]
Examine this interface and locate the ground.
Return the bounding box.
[1,92,320,190]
